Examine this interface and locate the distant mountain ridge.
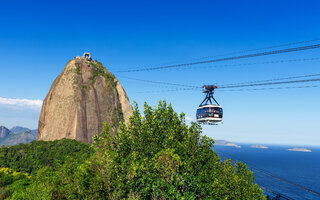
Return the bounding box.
[0,126,37,146]
[10,126,30,133]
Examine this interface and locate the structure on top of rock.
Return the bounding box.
[82,52,92,61]
[75,52,93,62]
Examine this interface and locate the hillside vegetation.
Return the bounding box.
[0,101,266,199]
[0,139,93,174]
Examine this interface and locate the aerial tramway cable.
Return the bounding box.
[217,153,296,200]
[259,185,295,200]
[137,85,320,93]
[110,38,320,72]
[218,85,320,92]
[178,38,320,63]
[119,74,320,93]
[155,57,320,71]
[215,150,320,197]
[114,43,320,73]
[218,78,320,89]
[119,72,320,91]
[117,75,201,89]
[220,72,320,87]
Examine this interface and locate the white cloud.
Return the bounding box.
[0,97,42,110]
[185,116,193,121]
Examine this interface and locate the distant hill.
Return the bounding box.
[214,140,241,148]
[10,126,30,133]
[251,144,269,149]
[288,147,312,152]
[0,126,37,146]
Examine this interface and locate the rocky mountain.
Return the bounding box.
[38,54,132,143]
[0,126,11,138]
[10,126,30,133]
[0,126,37,146]
[0,130,36,146]
[10,126,37,138]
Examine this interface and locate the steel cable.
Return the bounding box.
[115,44,320,73]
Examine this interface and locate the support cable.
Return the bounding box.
[220,73,320,87]
[215,150,320,197]
[110,39,320,71]
[181,38,320,62]
[158,57,320,71]
[132,84,320,95]
[117,75,201,89]
[115,44,320,73]
[219,78,320,89]
[259,185,295,200]
[217,153,295,200]
[255,173,306,200]
[119,73,320,92]
[137,85,320,94]
[219,85,320,92]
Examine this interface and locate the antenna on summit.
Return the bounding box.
[82,52,92,61]
[75,52,93,62]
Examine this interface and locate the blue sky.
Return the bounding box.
[1,0,320,146]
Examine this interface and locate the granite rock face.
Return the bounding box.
[0,126,10,139]
[37,59,132,143]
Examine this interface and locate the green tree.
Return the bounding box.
[9,101,267,199]
[0,168,30,199]
[90,101,266,199]
[0,139,94,175]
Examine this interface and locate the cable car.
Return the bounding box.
[196,85,223,125]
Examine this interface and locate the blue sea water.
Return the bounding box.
[213,144,320,200]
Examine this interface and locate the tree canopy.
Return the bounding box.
[1,101,266,199]
[0,139,94,175]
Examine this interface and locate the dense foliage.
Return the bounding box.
[88,101,266,199]
[1,101,266,199]
[0,139,94,175]
[0,168,30,199]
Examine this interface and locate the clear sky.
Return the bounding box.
[1,0,320,146]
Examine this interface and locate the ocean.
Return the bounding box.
[213,144,320,200]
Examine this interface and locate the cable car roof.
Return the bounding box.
[197,104,222,109]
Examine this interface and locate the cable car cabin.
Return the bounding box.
[196,105,223,125]
[196,85,223,125]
